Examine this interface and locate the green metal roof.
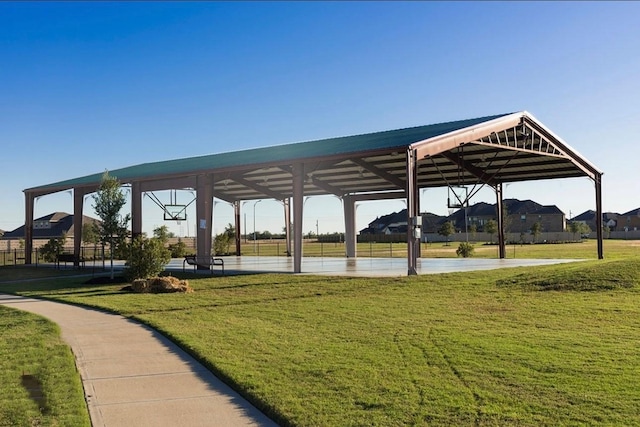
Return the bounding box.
[26,113,511,193]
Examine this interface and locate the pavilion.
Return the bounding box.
[23,111,603,275]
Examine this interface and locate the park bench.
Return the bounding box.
[183,255,224,275]
[56,253,85,269]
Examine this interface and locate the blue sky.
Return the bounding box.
[1,2,639,236]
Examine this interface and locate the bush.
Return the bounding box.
[213,233,232,256]
[124,235,171,281]
[168,239,188,258]
[40,236,66,262]
[456,242,475,258]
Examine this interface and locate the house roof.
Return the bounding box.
[446,199,564,225]
[573,210,620,221]
[621,207,640,217]
[3,212,100,240]
[24,111,603,207]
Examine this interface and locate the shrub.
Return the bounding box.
[168,239,188,258]
[213,233,232,256]
[124,235,171,281]
[40,236,66,262]
[456,242,475,258]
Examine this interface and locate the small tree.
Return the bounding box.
[82,222,100,245]
[125,235,171,281]
[531,221,542,243]
[438,221,455,246]
[213,223,235,256]
[168,238,188,258]
[484,219,498,244]
[568,221,579,240]
[579,223,592,239]
[82,222,101,260]
[469,223,477,240]
[40,234,67,262]
[501,203,512,236]
[153,225,171,245]
[568,221,583,241]
[92,171,131,279]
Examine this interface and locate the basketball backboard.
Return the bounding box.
[447,186,469,209]
[164,205,187,221]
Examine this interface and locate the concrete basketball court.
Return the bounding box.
[167,256,583,277]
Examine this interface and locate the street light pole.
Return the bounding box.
[253,200,262,253]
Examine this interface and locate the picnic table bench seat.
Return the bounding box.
[183,255,224,275]
[56,253,85,269]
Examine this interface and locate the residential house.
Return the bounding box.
[359,209,446,241]
[359,210,408,235]
[572,210,620,232]
[619,208,640,231]
[447,199,566,233]
[2,212,101,249]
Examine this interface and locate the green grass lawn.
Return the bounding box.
[1,241,639,426]
[0,306,90,426]
[240,238,637,260]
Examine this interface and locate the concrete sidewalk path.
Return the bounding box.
[0,294,278,427]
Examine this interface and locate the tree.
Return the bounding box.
[213,223,235,256]
[168,238,188,258]
[531,221,542,243]
[438,221,455,245]
[568,221,581,240]
[469,223,478,239]
[501,203,512,235]
[40,234,67,263]
[153,225,171,244]
[92,171,131,279]
[82,222,100,245]
[82,222,101,261]
[124,235,171,281]
[484,219,498,244]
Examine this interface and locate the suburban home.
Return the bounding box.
[619,208,640,231]
[572,210,620,232]
[359,210,408,235]
[360,198,567,239]
[1,212,101,249]
[359,209,446,241]
[447,199,566,233]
